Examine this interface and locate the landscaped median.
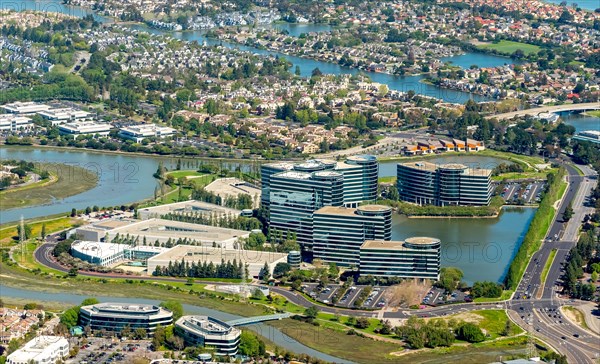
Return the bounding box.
[505,167,567,290]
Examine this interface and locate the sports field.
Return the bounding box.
[477,40,541,55]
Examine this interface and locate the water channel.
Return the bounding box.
[0,285,354,364]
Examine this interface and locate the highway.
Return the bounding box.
[511,162,599,364]
[485,102,600,120]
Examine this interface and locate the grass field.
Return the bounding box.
[0,163,98,209]
[539,249,557,289]
[584,110,600,118]
[379,176,397,184]
[477,40,541,56]
[0,216,81,246]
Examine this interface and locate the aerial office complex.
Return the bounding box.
[359,238,441,280]
[79,303,173,335]
[175,316,241,356]
[312,205,392,266]
[261,155,378,250]
[397,161,492,206]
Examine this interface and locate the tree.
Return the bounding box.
[272,262,292,278]
[387,186,399,200]
[591,270,598,283]
[23,303,38,310]
[261,262,271,282]
[17,223,32,240]
[71,208,77,217]
[60,307,79,328]
[563,202,574,222]
[455,323,485,343]
[437,267,463,292]
[152,325,166,350]
[68,267,78,277]
[251,288,265,300]
[81,298,99,306]
[304,305,319,320]
[355,317,369,329]
[160,301,183,321]
[40,223,46,239]
[239,331,264,357]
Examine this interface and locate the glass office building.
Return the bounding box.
[268,170,344,250]
[359,237,441,280]
[175,316,241,356]
[79,303,173,335]
[261,155,378,209]
[312,205,392,266]
[397,161,492,206]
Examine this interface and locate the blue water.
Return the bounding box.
[392,207,537,285]
[558,112,600,132]
[441,53,520,69]
[544,0,599,11]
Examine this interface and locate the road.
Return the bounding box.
[33,163,599,362]
[486,102,600,120]
[512,162,599,363]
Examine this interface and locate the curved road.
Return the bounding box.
[34,162,599,362]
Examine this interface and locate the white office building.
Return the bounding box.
[175,316,241,356]
[118,124,176,142]
[573,130,600,144]
[2,101,51,114]
[38,108,92,125]
[0,114,33,132]
[7,336,69,364]
[58,121,111,136]
[70,241,128,266]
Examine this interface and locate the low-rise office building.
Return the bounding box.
[359,238,441,280]
[175,316,241,356]
[79,303,173,335]
[58,121,111,137]
[118,124,176,142]
[138,200,241,221]
[2,101,50,115]
[0,114,33,132]
[397,161,492,206]
[37,108,92,125]
[74,218,250,249]
[71,241,127,266]
[146,244,288,278]
[6,336,69,364]
[312,205,392,266]
[70,241,166,266]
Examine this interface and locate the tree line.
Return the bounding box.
[152,258,247,279]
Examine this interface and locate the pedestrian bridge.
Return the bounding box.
[226,313,292,326]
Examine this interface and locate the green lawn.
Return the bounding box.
[166,170,207,178]
[540,249,557,289]
[477,41,541,56]
[473,290,513,303]
[379,176,397,184]
[584,110,600,118]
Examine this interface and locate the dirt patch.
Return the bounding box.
[384,279,431,307]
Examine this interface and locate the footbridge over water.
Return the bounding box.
[486,102,600,120]
[226,313,292,326]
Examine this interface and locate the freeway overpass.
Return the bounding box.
[486,102,600,120]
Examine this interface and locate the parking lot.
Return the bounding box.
[421,287,470,306]
[500,181,545,204]
[303,283,387,309]
[66,338,161,364]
